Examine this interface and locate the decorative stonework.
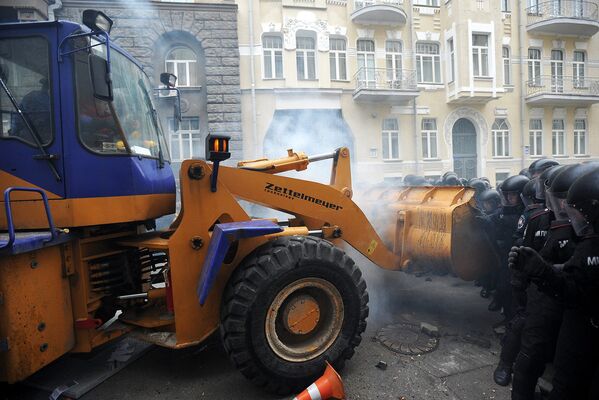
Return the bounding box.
[283,17,329,51]
[443,107,489,147]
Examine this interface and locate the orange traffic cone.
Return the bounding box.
[293,361,345,400]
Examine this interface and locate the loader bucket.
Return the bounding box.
[360,186,499,281]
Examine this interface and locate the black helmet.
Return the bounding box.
[501,175,529,194]
[535,165,561,200]
[479,189,501,213]
[468,178,487,194]
[403,174,416,185]
[520,179,540,207]
[566,167,599,236]
[443,175,460,186]
[519,168,531,178]
[529,158,559,178]
[443,171,458,179]
[548,163,599,216]
[411,176,427,186]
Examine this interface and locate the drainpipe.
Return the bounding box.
[248,0,259,158]
[48,0,63,21]
[409,8,420,175]
[518,0,526,171]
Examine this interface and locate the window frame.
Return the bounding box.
[262,34,284,80]
[551,119,566,156]
[357,39,376,85]
[167,116,202,162]
[503,46,512,85]
[529,119,543,156]
[491,118,511,157]
[448,38,455,83]
[528,48,542,86]
[573,118,587,156]
[421,118,438,160]
[573,50,586,88]
[329,37,347,81]
[165,46,198,88]
[416,41,441,84]
[296,32,317,80]
[385,40,403,86]
[382,118,400,161]
[472,34,490,78]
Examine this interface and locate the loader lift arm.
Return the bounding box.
[219,147,402,270]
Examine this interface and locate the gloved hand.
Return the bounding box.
[509,246,550,278]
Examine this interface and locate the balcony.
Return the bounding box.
[525,75,599,105]
[351,0,408,26]
[353,68,419,103]
[526,1,599,37]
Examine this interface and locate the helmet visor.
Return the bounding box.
[565,203,594,236]
[520,193,535,208]
[534,177,545,200]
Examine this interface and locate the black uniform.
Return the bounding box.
[540,234,599,400]
[497,207,550,372]
[511,220,576,400]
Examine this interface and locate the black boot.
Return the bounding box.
[494,362,512,386]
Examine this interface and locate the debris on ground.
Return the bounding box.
[375,361,388,370]
[420,322,440,338]
[460,334,492,349]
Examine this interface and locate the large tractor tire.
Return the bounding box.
[220,236,368,394]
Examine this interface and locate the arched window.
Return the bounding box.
[492,118,510,157]
[165,47,198,87]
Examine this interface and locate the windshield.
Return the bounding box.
[75,40,169,160]
[0,36,53,146]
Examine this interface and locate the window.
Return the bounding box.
[416,42,441,84]
[421,118,438,159]
[503,46,512,85]
[574,119,587,155]
[167,117,201,162]
[501,0,510,12]
[529,119,543,156]
[329,38,347,81]
[528,0,540,14]
[382,118,400,160]
[528,48,541,86]
[165,47,198,87]
[496,172,510,186]
[552,119,566,156]
[472,34,489,77]
[448,39,455,83]
[263,35,283,79]
[492,119,510,157]
[573,50,586,88]
[296,33,316,80]
[386,40,402,86]
[0,36,53,146]
[357,39,376,85]
[413,0,440,5]
[551,50,564,93]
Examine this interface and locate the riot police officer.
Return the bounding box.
[511,164,595,399]
[508,166,599,400]
[479,175,529,315]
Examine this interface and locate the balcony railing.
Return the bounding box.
[354,0,403,10]
[525,75,599,104]
[527,1,599,35]
[354,68,417,91]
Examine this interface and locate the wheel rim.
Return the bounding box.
[265,277,344,362]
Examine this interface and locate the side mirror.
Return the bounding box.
[89,53,112,101]
[160,72,177,88]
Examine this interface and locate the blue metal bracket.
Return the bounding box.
[1,187,58,252]
[197,220,283,305]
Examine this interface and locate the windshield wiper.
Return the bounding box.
[138,79,165,168]
[0,75,61,181]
